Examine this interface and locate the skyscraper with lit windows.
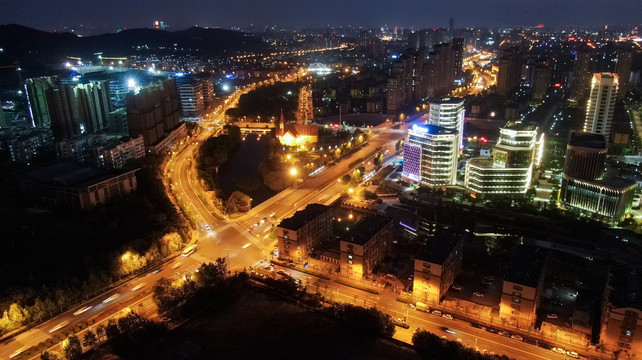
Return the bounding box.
[402,124,459,187]
[429,96,465,149]
[584,73,618,138]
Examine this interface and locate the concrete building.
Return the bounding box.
[55,134,107,164]
[413,230,463,305]
[19,162,138,210]
[95,135,145,169]
[24,76,57,129]
[615,46,633,99]
[496,46,522,96]
[402,124,459,187]
[126,78,182,152]
[176,77,205,118]
[108,108,129,136]
[74,80,112,134]
[499,246,546,330]
[560,177,636,220]
[276,203,333,263]
[465,122,538,198]
[570,46,594,102]
[428,96,465,149]
[340,214,393,280]
[601,266,642,356]
[584,73,618,138]
[563,132,608,181]
[5,129,54,164]
[531,62,551,101]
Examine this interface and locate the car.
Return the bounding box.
[441,335,447,340]
[442,327,456,335]
[510,334,523,341]
[523,338,538,345]
[499,331,511,337]
[405,303,415,309]
[131,283,146,291]
[431,310,442,316]
[486,328,499,334]
[456,338,463,344]
[565,351,580,359]
[161,317,171,322]
[481,349,488,355]
[102,293,120,304]
[473,291,485,297]
[451,283,462,291]
[470,322,483,329]
[408,274,414,280]
[547,312,558,319]
[552,347,566,354]
[260,218,265,224]
[484,275,494,281]
[442,314,453,320]
[151,268,161,274]
[73,306,92,316]
[269,212,276,217]
[172,262,182,269]
[276,270,290,277]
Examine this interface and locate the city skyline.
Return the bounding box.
[0,0,641,33]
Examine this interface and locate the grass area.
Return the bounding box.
[139,288,418,360]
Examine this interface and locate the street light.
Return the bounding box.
[290,168,299,189]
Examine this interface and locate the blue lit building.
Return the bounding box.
[402,124,459,187]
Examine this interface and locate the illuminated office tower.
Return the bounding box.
[402,124,459,187]
[584,73,618,138]
[428,96,465,149]
[465,122,539,198]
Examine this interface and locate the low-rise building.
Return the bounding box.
[413,230,463,304]
[560,177,636,220]
[4,129,54,164]
[340,214,393,280]
[19,161,138,210]
[95,135,145,169]
[601,266,642,356]
[499,246,546,330]
[276,203,333,263]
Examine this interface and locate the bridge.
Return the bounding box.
[235,122,275,133]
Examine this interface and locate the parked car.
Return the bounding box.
[566,351,580,359]
[510,334,523,341]
[486,328,499,334]
[473,291,485,297]
[442,314,453,320]
[499,331,511,338]
[431,310,442,316]
[552,347,566,354]
[547,312,558,319]
[451,283,462,291]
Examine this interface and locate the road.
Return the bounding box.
[0,73,589,360]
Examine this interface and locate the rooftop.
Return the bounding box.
[278,203,330,231]
[502,121,538,132]
[410,124,458,136]
[568,176,637,191]
[568,131,607,150]
[22,161,135,188]
[430,96,464,105]
[504,245,546,287]
[610,265,642,310]
[343,214,391,245]
[416,230,462,264]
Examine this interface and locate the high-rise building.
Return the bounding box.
[561,131,635,220]
[126,78,180,147]
[563,132,607,181]
[465,122,538,198]
[428,96,465,149]
[176,79,205,117]
[496,46,522,96]
[615,46,633,99]
[24,76,57,129]
[402,124,459,187]
[531,63,551,101]
[48,83,80,140]
[570,46,593,101]
[584,73,618,138]
[74,80,111,134]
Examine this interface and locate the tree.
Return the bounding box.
[225,191,251,214]
[373,154,384,167]
[82,329,97,348]
[95,324,106,342]
[41,351,64,360]
[195,259,227,287]
[61,335,82,360]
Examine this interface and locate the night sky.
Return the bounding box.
[0,0,640,32]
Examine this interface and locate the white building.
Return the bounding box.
[177,80,205,118]
[465,122,539,198]
[429,96,465,149]
[584,73,618,138]
[402,124,459,187]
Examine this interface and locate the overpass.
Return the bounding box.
[235,122,275,133]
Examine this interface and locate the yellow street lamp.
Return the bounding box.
[290,168,298,176]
